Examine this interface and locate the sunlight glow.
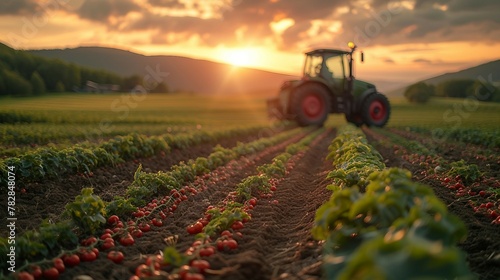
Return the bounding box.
[224,48,257,67]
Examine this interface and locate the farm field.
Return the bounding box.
[1,93,500,280]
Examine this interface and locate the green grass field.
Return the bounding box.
[1,93,499,150]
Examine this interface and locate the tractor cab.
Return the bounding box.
[303,49,349,93]
[267,42,390,127]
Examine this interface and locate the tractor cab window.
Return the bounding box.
[303,54,323,78]
[324,54,346,80]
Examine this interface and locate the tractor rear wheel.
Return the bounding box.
[361,93,390,127]
[291,84,330,126]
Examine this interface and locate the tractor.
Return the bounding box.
[267,42,390,127]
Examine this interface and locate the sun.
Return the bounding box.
[225,48,254,67]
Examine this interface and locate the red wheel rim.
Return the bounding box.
[369,100,386,122]
[302,94,324,119]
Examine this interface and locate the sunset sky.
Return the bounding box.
[1,0,499,88]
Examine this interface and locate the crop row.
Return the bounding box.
[128,128,327,279]
[1,127,307,278]
[312,124,473,279]
[397,126,500,148]
[0,125,270,186]
[0,123,197,151]
[366,128,500,225]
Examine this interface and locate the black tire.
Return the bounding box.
[345,113,364,127]
[291,83,330,126]
[361,93,391,127]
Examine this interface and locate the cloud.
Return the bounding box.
[0,0,499,51]
[383,58,395,64]
[76,0,140,22]
[0,0,38,15]
[413,58,433,64]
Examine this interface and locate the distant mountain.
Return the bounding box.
[386,59,500,98]
[29,47,298,95]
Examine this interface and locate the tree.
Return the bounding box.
[30,71,46,95]
[122,75,143,91]
[55,81,65,93]
[404,82,434,103]
[467,80,497,102]
[150,81,169,93]
[436,79,475,98]
[1,69,32,96]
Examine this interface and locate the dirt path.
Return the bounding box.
[205,129,336,280]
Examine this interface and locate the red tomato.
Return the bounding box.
[231,221,244,230]
[187,222,204,235]
[107,215,120,225]
[152,218,163,227]
[80,250,97,262]
[191,259,210,273]
[92,247,100,257]
[101,238,115,250]
[139,223,151,232]
[107,251,125,264]
[216,240,224,251]
[62,254,80,267]
[248,198,257,206]
[81,236,97,246]
[226,239,238,250]
[53,258,65,273]
[146,254,164,270]
[29,266,42,279]
[42,267,59,280]
[135,264,159,277]
[132,229,144,238]
[16,272,34,280]
[119,235,135,246]
[184,272,205,280]
[133,211,145,217]
[100,233,112,240]
[199,246,215,257]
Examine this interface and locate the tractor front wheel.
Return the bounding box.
[361,93,390,127]
[291,84,330,126]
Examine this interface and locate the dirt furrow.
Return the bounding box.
[206,129,336,280]
[58,131,312,280]
[6,130,271,236]
[386,127,500,176]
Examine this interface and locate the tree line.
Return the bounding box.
[404,78,500,104]
[0,43,169,96]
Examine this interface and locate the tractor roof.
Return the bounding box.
[305,49,350,56]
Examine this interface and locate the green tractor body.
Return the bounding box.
[267,43,390,127]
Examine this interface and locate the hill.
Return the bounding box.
[29,47,298,95]
[387,59,500,98]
